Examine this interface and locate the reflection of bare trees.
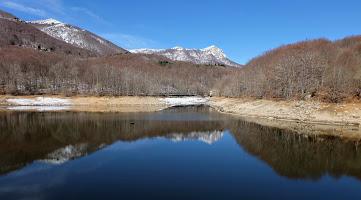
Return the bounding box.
[0,109,226,174]
[229,120,361,180]
[1,109,361,180]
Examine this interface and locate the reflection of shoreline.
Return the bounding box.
[1,110,361,181]
[229,120,361,181]
[0,109,225,173]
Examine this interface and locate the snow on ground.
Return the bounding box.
[6,97,72,111]
[7,97,71,106]
[7,106,71,112]
[160,97,209,106]
[28,18,63,25]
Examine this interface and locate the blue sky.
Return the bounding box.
[1,0,361,64]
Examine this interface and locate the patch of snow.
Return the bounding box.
[28,18,63,25]
[129,48,165,53]
[7,106,71,112]
[130,45,241,67]
[172,46,186,50]
[7,97,71,106]
[160,97,209,106]
[28,18,123,55]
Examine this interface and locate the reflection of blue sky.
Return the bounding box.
[0,131,234,199]
[1,131,361,199]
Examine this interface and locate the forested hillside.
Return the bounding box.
[222,36,361,102]
[0,46,235,96]
[2,36,361,102]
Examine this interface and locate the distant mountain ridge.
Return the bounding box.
[28,18,128,56]
[130,45,242,67]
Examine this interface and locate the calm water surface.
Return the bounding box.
[0,106,361,199]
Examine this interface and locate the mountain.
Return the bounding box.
[0,10,95,57]
[28,18,128,56]
[130,45,242,67]
[0,9,17,19]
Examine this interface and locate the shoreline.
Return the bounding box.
[209,97,361,140]
[0,95,169,113]
[1,95,361,139]
[209,97,361,126]
[2,95,361,126]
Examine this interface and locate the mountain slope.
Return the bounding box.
[0,10,96,57]
[28,18,128,56]
[130,45,242,67]
[0,9,17,19]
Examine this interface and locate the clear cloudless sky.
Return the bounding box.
[1,0,361,64]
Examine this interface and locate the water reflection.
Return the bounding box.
[1,106,361,182]
[228,121,361,180]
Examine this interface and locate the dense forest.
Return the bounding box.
[1,35,361,102]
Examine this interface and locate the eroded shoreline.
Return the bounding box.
[1,95,361,140]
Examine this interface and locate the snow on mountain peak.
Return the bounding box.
[130,45,241,67]
[202,45,219,51]
[29,18,63,25]
[28,18,127,55]
[201,45,227,58]
[172,46,185,50]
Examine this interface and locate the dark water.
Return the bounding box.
[0,106,361,200]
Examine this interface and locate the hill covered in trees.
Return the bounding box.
[226,36,361,102]
[0,46,235,96]
[2,36,361,102]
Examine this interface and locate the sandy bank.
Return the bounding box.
[209,97,361,126]
[0,96,168,112]
[0,95,208,112]
[209,97,361,140]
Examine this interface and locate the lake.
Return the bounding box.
[0,106,361,199]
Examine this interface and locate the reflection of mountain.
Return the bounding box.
[167,131,224,144]
[40,144,89,165]
[40,130,224,165]
[0,107,226,173]
[1,108,361,181]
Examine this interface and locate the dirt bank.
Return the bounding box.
[2,96,361,126]
[0,95,168,112]
[209,97,361,140]
[0,95,209,112]
[209,97,361,126]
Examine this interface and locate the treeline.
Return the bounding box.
[1,36,361,102]
[0,47,235,96]
[221,36,361,102]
